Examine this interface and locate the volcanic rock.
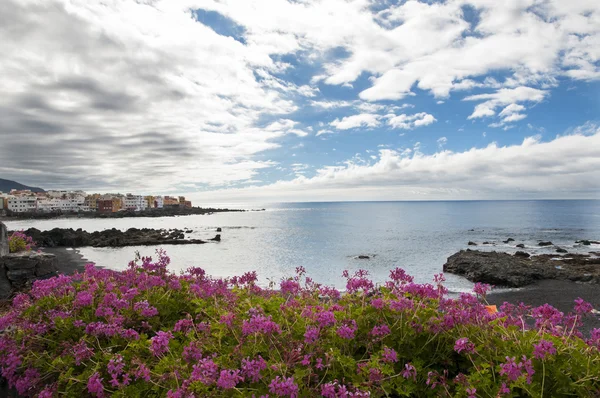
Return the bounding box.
[444,250,600,288]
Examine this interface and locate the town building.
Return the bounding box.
[123,194,147,211]
[7,196,37,213]
[163,196,179,206]
[144,196,155,209]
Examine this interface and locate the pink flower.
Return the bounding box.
[574,298,593,314]
[280,279,301,295]
[336,320,357,340]
[269,376,298,397]
[242,314,281,336]
[191,357,219,385]
[454,337,475,354]
[371,324,390,337]
[401,363,417,380]
[473,282,491,297]
[241,356,267,383]
[533,339,556,360]
[466,387,476,398]
[316,311,336,328]
[217,369,243,389]
[149,331,172,356]
[304,326,319,344]
[87,372,104,398]
[382,347,398,363]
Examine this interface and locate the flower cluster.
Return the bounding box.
[8,230,36,253]
[0,252,599,397]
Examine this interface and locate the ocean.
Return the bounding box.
[4,200,600,292]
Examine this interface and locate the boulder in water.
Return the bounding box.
[539,241,553,247]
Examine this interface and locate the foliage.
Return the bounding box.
[8,231,36,253]
[1,250,600,397]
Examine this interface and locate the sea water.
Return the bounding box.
[5,200,600,292]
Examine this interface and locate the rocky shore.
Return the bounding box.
[0,206,261,221]
[20,227,221,248]
[444,249,600,287]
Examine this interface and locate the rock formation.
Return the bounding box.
[444,250,600,288]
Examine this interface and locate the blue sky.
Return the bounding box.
[0,0,599,201]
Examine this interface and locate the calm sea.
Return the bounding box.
[4,200,600,292]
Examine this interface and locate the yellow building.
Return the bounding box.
[144,196,155,209]
[84,193,102,210]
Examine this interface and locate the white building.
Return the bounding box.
[154,196,164,209]
[8,197,37,213]
[123,195,147,211]
[36,198,62,212]
[37,196,87,213]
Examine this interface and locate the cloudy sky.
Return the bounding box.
[1,0,599,203]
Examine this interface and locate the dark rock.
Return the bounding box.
[468,241,477,246]
[0,222,8,257]
[357,255,370,259]
[516,244,525,248]
[19,227,209,248]
[6,268,36,284]
[482,241,490,245]
[216,227,222,232]
[0,273,11,300]
[443,250,544,287]
[576,240,600,245]
[210,234,221,242]
[539,241,553,246]
[503,238,515,243]
[556,248,568,254]
[1,252,58,291]
[514,251,530,258]
[2,206,247,221]
[444,250,600,287]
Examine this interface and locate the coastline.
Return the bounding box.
[39,247,90,274]
[0,206,257,222]
[37,247,600,334]
[487,280,600,334]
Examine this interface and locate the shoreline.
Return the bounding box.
[487,280,600,334]
[40,247,600,334]
[40,247,90,273]
[0,207,260,222]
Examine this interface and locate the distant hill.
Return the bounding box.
[0,178,45,193]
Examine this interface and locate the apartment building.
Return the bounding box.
[8,197,37,213]
[123,194,147,211]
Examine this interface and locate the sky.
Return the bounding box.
[1,0,599,203]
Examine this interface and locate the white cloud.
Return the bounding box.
[387,113,437,129]
[464,87,547,125]
[330,113,381,130]
[194,129,600,202]
[437,137,448,148]
[316,129,335,137]
[2,0,600,196]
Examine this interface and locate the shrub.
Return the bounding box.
[1,251,599,397]
[8,231,36,253]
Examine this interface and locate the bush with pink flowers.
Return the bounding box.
[1,250,600,397]
[8,231,36,253]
